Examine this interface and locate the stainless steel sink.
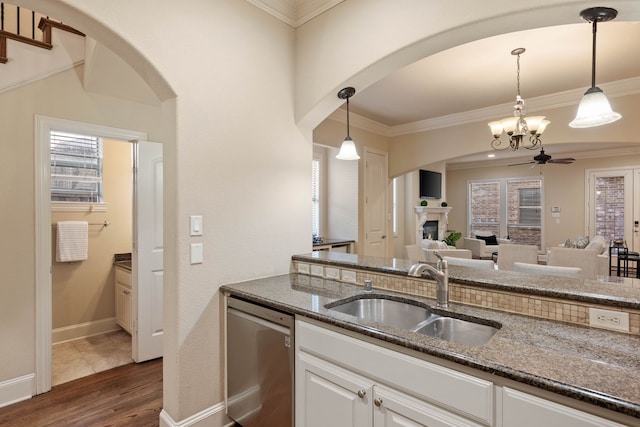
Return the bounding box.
[327,295,500,346]
[413,316,499,346]
[327,296,434,330]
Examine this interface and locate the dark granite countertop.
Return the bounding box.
[293,252,640,310]
[113,253,132,271]
[221,273,640,421]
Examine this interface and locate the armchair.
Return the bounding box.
[419,239,472,263]
[463,231,510,259]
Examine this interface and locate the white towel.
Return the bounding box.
[56,221,88,262]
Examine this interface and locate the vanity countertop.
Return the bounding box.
[113,252,132,271]
[221,271,640,421]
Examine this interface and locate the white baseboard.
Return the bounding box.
[160,401,232,427]
[0,374,35,409]
[52,317,120,344]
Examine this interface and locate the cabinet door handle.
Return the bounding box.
[357,389,367,398]
[374,397,383,407]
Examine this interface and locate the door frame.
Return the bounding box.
[584,166,639,250]
[35,115,147,394]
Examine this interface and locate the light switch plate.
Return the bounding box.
[190,243,203,264]
[190,215,203,236]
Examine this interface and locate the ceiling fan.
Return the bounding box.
[508,148,575,167]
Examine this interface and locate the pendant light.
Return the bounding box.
[569,7,621,128]
[336,87,360,160]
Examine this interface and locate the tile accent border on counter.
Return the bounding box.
[291,253,640,336]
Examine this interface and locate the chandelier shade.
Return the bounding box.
[488,48,549,151]
[336,87,360,160]
[569,7,621,128]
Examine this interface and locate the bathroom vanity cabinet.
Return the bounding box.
[114,266,132,334]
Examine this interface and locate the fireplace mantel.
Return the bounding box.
[414,206,452,244]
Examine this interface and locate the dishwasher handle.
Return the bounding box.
[228,307,291,336]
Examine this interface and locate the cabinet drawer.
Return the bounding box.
[296,320,493,425]
[115,267,132,288]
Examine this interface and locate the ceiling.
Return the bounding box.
[343,19,640,166]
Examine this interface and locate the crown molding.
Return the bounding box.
[328,109,391,137]
[246,0,343,27]
[388,77,640,137]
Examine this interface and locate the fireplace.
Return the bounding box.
[414,206,452,244]
[423,220,439,240]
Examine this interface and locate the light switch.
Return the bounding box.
[190,215,203,236]
[190,243,203,264]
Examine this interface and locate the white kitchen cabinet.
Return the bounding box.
[297,351,372,427]
[296,319,491,427]
[499,387,627,427]
[115,267,132,334]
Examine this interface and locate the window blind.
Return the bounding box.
[50,131,103,203]
[311,158,320,236]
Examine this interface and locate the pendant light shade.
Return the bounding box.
[569,86,621,128]
[569,7,621,128]
[336,87,359,160]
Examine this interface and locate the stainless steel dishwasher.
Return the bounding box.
[227,297,294,427]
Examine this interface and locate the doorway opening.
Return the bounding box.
[35,116,163,394]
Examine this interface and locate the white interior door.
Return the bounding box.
[364,149,388,257]
[132,140,163,362]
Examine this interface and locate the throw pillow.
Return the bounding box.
[476,234,498,245]
[585,235,607,255]
[574,236,590,249]
[435,241,449,250]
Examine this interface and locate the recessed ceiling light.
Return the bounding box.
[487,154,495,158]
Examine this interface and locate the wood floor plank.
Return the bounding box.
[0,359,162,427]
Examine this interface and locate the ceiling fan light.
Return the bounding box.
[336,137,360,160]
[524,116,545,134]
[569,87,621,128]
[488,121,503,138]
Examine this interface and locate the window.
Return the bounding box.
[469,178,543,248]
[594,175,625,240]
[311,154,321,237]
[50,131,103,203]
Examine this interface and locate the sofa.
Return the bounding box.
[548,235,609,279]
[419,239,472,263]
[463,231,510,259]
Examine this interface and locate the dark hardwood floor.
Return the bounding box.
[0,359,162,427]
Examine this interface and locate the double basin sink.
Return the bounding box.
[326,295,500,346]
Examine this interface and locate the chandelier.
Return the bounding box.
[488,48,550,151]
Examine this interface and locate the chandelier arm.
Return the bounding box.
[490,138,513,151]
[524,135,542,150]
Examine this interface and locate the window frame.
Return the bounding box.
[50,130,108,212]
[468,176,544,248]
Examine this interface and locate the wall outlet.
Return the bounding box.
[588,308,629,332]
[324,267,340,279]
[297,263,310,274]
[310,265,324,277]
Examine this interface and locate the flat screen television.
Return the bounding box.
[419,169,442,199]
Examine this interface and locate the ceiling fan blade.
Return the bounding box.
[548,158,575,164]
[508,161,536,167]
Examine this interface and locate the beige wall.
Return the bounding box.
[6,0,640,425]
[0,63,161,383]
[446,153,640,248]
[51,139,132,332]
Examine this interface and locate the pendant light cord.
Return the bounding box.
[346,97,351,138]
[591,19,598,88]
[516,52,521,96]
